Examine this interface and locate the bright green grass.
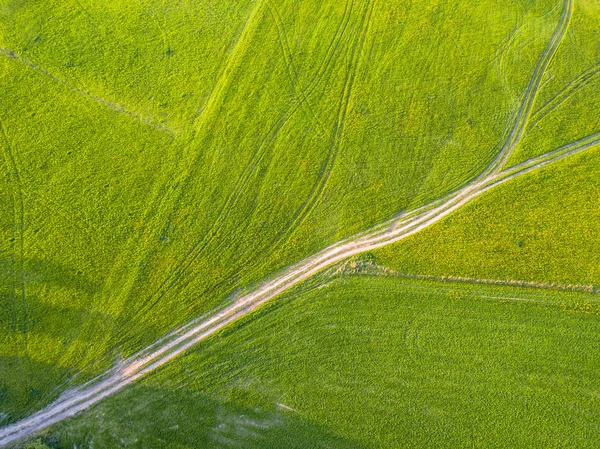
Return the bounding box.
[16,275,600,448]
[0,0,571,423]
[376,139,600,288]
[375,0,600,310]
[509,0,600,164]
[0,0,256,131]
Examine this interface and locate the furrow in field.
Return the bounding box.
[0,48,174,135]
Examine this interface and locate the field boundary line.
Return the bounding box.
[2,0,595,445]
[342,262,598,295]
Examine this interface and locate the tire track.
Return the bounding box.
[0,48,175,136]
[0,121,26,331]
[494,22,524,98]
[167,0,577,323]
[0,119,30,390]
[272,0,376,247]
[99,0,270,322]
[264,0,326,135]
[530,63,600,127]
[484,0,573,175]
[127,0,355,321]
[279,0,569,249]
[0,0,587,444]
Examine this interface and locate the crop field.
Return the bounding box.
[23,276,600,448]
[0,0,599,447]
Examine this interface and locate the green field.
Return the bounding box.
[376,148,600,288]
[27,276,600,448]
[1,0,599,447]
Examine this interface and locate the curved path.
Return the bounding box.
[1,0,593,446]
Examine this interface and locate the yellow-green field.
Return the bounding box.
[1,0,599,447]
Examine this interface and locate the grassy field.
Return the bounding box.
[1,0,599,446]
[376,147,600,288]
[509,0,600,164]
[17,275,600,448]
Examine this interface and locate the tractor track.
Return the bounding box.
[1,124,597,448]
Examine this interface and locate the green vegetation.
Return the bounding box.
[28,276,600,448]
[24,441,50,449]
[1,0,599,446]
[0,0,572,420]
[509,0,600,164]
[375,0,600,293]
[376,147,600,287]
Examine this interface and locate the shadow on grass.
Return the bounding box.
[18,384,365,449]
[0,257,100,295]
[0,356,74,426]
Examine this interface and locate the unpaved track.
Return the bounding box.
[2,0,594,446]
[482,0,572,175]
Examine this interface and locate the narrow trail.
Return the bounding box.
[0,48,174,135]
[0,0,591,445]
[483,0,572,175]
